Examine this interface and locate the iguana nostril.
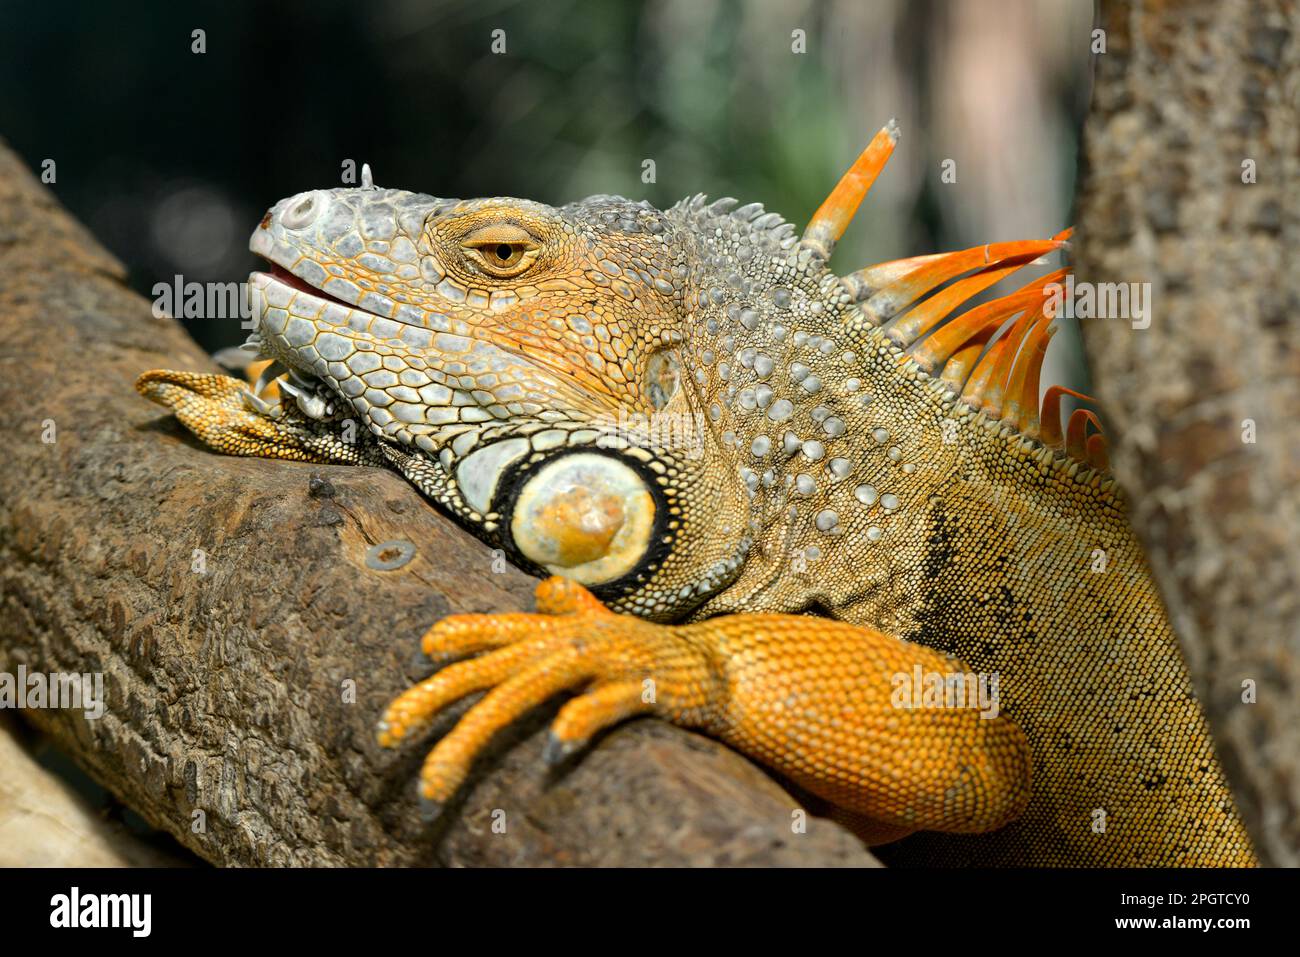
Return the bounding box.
[281,191,325,229]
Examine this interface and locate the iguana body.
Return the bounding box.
[138,128,1256,866]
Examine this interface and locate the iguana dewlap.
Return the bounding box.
[137,125,1257,866]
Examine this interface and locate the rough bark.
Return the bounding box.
[1076,0,1298,865]
[0,140,877,867]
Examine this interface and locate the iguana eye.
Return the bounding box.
[461,224,540,277]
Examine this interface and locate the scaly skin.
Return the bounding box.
[137,132,1257,866]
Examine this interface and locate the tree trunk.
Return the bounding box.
[1075,0,1298,866]
[0,141,877,867]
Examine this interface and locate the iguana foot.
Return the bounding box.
[378,576,667,805]
[137,370,303,457]
[380,576,1033,841]
[136,368,379,465]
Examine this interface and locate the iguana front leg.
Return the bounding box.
[380,576,1031,842]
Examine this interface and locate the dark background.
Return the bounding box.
[0,0,1093,384]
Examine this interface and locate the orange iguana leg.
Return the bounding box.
[380,576,1032,841]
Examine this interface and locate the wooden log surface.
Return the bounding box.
[0,140,877,867]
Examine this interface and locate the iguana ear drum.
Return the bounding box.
[507,452,659,587]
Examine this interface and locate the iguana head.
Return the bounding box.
[140,127,1088,622]
[189,166,773,620]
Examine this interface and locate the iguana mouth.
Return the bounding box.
[240,260,379,419]
[260,262,358,311]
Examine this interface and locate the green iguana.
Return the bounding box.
[137,124,1257,866]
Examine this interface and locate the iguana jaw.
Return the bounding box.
[241,227,609,560]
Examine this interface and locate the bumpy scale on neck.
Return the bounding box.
[667,193,962,633]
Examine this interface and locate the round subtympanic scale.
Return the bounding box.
[510,453,655,585]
